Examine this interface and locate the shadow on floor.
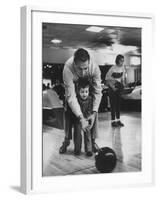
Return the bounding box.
[10,186,23,194]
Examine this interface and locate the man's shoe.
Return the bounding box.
[59,140,70,154]
[116,121,124,127]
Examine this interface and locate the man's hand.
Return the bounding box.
[87,112,96,129]
[79,115,89,132]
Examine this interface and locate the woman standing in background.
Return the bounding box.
[105,54,126,127]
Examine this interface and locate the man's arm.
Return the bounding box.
[86,63,102,129]
[91,64,102,112]
[63,65,89,131]
[63,66,82,117]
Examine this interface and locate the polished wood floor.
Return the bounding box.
[42,111,141,176]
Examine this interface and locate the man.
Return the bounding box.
[59,48,102,154]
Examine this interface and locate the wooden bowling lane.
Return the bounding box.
[42,111,141,176]
[43,127,98,176]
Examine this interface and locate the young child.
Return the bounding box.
[73,77,94,156]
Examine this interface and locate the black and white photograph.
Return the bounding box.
[1,0,158,198]
[42,22,142,176]
[20,7,154,193]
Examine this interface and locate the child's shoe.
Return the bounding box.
[74,150,81,156]
[86,151,93,157]
[116,121,124,127]
[111,121,118,127]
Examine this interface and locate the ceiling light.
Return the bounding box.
[86,26,104,33]
[51,39,62,44]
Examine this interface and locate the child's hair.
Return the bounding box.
[77,77,90,91]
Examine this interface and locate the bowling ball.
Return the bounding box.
[95,147,117,173]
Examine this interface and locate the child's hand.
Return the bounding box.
[87,112,96,129]
[84,125,91,133]
[80,117,89,132]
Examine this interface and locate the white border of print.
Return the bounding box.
[21,6,155,194]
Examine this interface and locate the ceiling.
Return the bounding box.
[42,23,141,54]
